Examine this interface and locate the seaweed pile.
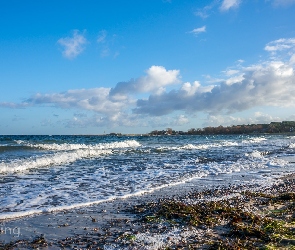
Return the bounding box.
[130,179,295,249]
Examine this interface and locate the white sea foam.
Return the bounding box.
[15,140,25,144]
[175,141,239,150]
[267,158,289,167]
[0,140,140,173]
[1,135,294,221]
[158,143,222,151]
[103,227,206,250]
[132,227,202,249]
[221,141,239,146]
[179,144,210,150]
[242,137,267,144]
[245,150,264,159]
[0,149,112,173]
[0,153,288,220]
[24,139,141,151]
[0,171,209,220]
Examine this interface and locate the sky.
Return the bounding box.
[1,0,295,135]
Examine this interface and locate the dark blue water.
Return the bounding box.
[0,134,295,219]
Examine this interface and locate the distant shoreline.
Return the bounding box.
[78,120,295,136]
[147,121,295,136]
[106,131,295,137]
[1,121,295,136]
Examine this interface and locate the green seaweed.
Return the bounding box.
[138,192,295,249]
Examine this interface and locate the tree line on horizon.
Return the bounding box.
[148,121,295,135]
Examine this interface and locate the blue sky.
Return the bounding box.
[1,0,295,134]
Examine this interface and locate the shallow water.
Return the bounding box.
[0,134,295,219]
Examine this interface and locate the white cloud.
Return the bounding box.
[23,87,141,128]
[203,112,281,127]
[57,30,87,59]
[225,74,245,85]
[189,26,206,36]
[181,81,213,95]
[223,69,240,76]
[220,0,241,11]
[96,31,120,58]
[5,66,180,127]
[195,1,219,19]
[134,40,295,116]
[0,102,28,108]
[26,88,131,115]
[195,10,209,19]
[97,30,107,43]
[64,112,149,128]
[110,65,181,96]
[254,112,281,123]
[264,38,295,53]
[181,82,200,96]
[271,0,295,7]
[3,38,295,130]
[173,115,190,126]
[203,115,250,127]
[290,54,295,65]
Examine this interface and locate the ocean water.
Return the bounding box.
[0,134,295,220]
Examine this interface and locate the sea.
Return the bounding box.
[1,134,295,220]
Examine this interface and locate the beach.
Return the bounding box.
[1,134,295,249]
[1,170,295,249]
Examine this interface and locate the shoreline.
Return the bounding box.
[1,170,295,249]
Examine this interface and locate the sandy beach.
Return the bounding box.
[1,169,295,249]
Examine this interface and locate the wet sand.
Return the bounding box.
[1,168,295,249]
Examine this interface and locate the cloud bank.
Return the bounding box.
[2,38,295,128]
[1,66,180,126]
[110,65,180,96]
[265,38,295,53]
[134,59,295,116]
[26,88,130,115]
